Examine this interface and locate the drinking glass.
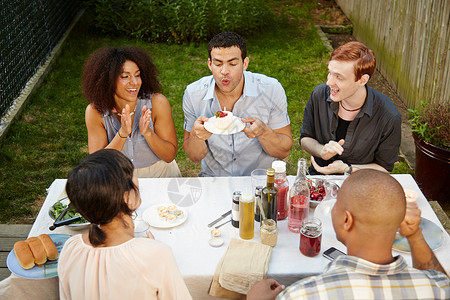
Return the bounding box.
[239,192,255,240]
[251,169,267,222]
[134,219,150,238]
[324,181,339,200]
[299,217,322,257]
[251,169,267,194]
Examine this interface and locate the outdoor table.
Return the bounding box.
[1,174,449,299]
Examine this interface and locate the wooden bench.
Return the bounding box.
[0,224,32,281]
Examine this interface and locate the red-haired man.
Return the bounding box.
[300,42,401,175]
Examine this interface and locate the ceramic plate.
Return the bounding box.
[393,217,444,252]
[7,234,70,279]
[204,116,245,135]
[142,204,188,229]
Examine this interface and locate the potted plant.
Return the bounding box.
[408,101,449,203]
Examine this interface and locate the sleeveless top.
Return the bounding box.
[102,95,160,168]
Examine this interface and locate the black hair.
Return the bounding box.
[66,149,137,246]
[208,32,247,61]
[83,46,162,114]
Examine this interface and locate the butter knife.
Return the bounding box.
[208,210,231,227]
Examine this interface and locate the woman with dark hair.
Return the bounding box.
[57,149,192,299]
[84,46,181,178]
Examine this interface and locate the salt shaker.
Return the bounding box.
[232,191,241,228]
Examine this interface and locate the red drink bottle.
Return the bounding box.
[288,158,310,233]
[272,161,289,220]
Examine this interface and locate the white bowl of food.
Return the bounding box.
[49,198,90,230]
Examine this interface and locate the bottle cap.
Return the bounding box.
[272,160,286,172]
[298,158,307,167]
[266,168,275,176]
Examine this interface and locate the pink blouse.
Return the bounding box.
[58,235,192,300]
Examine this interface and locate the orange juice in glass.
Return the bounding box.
[239,192,255,239]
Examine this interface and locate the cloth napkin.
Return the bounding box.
[209,238,272,297]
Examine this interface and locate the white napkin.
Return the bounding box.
[218,238,272,294]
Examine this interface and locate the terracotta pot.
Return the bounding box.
[412,133,450,202]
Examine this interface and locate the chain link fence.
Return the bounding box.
[0,0,83,118]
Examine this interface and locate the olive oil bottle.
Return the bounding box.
[261,168,278,224]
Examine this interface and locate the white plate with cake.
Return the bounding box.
[142,204,188,229]
[204,110,245,135]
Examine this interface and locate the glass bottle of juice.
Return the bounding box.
[288,158,310,233]
[272,161,289,220]
[261,168,278,223]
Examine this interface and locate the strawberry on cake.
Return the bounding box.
[214,110,234,129]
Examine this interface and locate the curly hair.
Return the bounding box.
[208,32,247,61]
[66,149,137,246]
[330,41,376,81]
[82,46,162,114]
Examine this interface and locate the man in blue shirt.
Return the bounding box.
[183,32,292,176]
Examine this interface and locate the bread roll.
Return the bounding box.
[14,241,35,270]
[26,237,47,265]
[38,234,59,260]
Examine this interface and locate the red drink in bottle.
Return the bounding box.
[288,158,310,232]
[272,161,289,220]
[288,194,309,233]
[275,179,289,220]
[299,218,322,257]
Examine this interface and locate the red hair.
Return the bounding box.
[330,41,376,81]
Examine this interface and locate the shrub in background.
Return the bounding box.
[408,101,450,150]
[84,0,275,43]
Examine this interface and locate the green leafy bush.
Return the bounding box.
[408,101,450,150]
[84,0,275,43]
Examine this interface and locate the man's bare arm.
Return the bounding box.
[399,202,447,275]
[183,116,212,163]
[241,118,292,159]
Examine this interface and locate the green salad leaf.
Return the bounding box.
[50,201,88,224]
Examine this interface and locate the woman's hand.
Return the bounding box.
[139,105,153,137]
[118,104,133,137]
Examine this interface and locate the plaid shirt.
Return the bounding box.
[278,255,450,299]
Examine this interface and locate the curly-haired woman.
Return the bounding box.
[83,46,180,177]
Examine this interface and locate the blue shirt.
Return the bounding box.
[278,255,450,299]
[183,71,290,176]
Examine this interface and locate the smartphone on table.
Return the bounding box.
[323,247,346,261]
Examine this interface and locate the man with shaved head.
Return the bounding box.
[248,170,450,299]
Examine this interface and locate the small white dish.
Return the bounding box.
[208,237,224,247]
[204,116,245,135]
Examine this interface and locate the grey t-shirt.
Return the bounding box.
[102,96,160,168]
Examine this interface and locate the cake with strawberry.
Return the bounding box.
[214,110,234,129]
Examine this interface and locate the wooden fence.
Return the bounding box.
[336,0,449,108]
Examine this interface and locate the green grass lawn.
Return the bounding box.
[0,1,412,223]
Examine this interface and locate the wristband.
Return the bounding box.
[347,164,352,174]
[118,131,127,138]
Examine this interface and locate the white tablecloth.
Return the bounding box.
[1,174,449,299]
